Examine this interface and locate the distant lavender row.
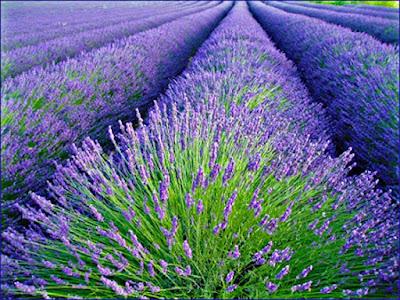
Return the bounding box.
[1,2,232,210]
[266,1,398,44]
[1,1,184,37]
[162,6,328,140]
[1,1,205,51]
[1,1,219,79]
[284,1,399,20]
[350,4,398,13]
[250,2,399,194]
[3,3,397,298]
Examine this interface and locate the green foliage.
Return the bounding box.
[310,0,399,8]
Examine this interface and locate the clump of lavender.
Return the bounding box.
[2,3,398,299]
[3,97,397,298]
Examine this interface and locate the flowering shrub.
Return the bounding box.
[2,4,397,298]
[250,1,399,195]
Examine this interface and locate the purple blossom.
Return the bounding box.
[291,280,312,292]
[297,265,313,279]
[222,157,235,185]
[185,193,194,208]
[226,284,237,293]
[89,205,104,222]
[276,265,290,280]
[225,271,234,283]
[228,245,240,260]
[42,260,56,269]
[192,167,204,191]
[147,282,161,293]
[14,282,36,294]
[159,180,169,203]
[148,261,155,277]
[265,281,278,293]
[100,276,127,296]
[160,260,168,274]
[175,265,191,277]
[97,264,113,276]
[196,200,204,214]
[183,240,193,259]
[320,284,338,294]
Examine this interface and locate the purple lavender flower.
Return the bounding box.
[226,271,234,283]
[228,245,240,260]
[291,281,312,292]
[320,284,338,294]
[160,260,168,274]
[14,282,36,294]
[296,265,313,279]
[192,167,204,191]
[222,157,235,185]
[148,261,155,277]
[159,180,169,203]
[226,284,237,293]
[88,205,104,222]
[196,200,204,214]
[185,193,194,208]
[265,281,278,293]
[276,265,290,280]
[183,240,193,259]
[175,265,191,277]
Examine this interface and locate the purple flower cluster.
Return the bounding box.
[266,1,399,44]
[1,2,231,212]
[250,1,399,194]
[1,1,220,78]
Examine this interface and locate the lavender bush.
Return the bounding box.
[2,3,398,298]
[266,1,399,44]
[1,2,231,213]
[250,1,399,195]
[284,1,399,20]
[1,1,220,79]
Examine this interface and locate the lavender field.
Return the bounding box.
[1,1,399,299]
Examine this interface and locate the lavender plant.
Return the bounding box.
[1,2,231,214]
[266,1,399,44]
[250,1,400,195]
[2,4,398,298]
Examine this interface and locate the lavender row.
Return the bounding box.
[3,3,397,298]
[1,2,232,211]
[249,2,399,194]
[1,1,206,51]
[1,1,219,79]
[266,1,398,44]
[283,1,399,20]
[350,3,398,13]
